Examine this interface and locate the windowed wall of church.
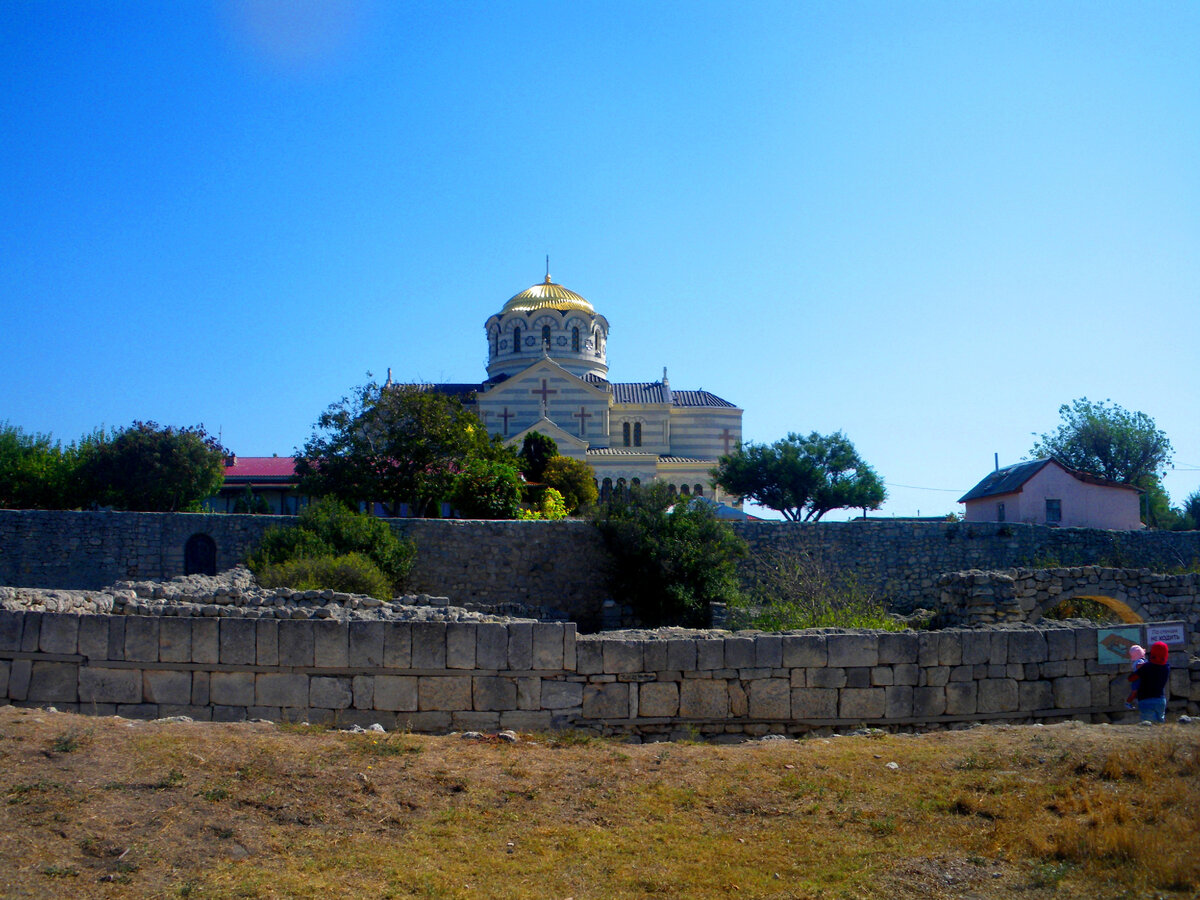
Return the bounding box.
[667,409,742,459]
[484,311,609,380]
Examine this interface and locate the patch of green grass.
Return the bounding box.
[51,730,83,753]
[41,865,79,878]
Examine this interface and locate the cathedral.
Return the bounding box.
[396,273,743,502]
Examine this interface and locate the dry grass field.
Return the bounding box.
[0,705,1196,900]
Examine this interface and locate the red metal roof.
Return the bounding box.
[223,456,298,482]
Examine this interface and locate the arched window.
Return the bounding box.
[491,331,497,356]
[622,422,631,446]
[668,484,677,497]
[184,533,217,576]
[633,422,642,447]
[694,484,703,496]
[601,477,613,501]
[616,477,627,499]
[512,327,521,353]
[680,484,691,496]
[571,327,580,351]
[541,325,551,348]
[631,477,640,488]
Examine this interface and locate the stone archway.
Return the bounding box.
[1032,592,1145,625]
[184,533,217,576]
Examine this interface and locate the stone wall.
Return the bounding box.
[3,511,1200,629]
[3,611,1197,737]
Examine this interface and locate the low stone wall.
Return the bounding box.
[3,611,1196,737]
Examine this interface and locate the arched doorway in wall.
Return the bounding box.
[1035,593,1144,626]
[184,533,217,576]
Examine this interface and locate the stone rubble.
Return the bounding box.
[0,566,536,625]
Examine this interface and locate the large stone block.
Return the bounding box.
[696,639,725,670]
[39,613,79,655]
[278,620,314,667]
[541,680,583,710]
[418,676,471,711]
[791,688,837,719]
[383,622,411,669]
[473,676,517,711]
[563,623,577,671]
[937,633,963,666]
[748,679,790,719]
[313,621,349,668]
[507,623,532,671]
[106,617,125,660]
[78,615,109,660]
[310,676,353,709]
[411,623,448,669]
[638,682,679,717]
[912,686,946,718]
[723,637,756,669]
[517,676,541,709]
[679,679,728,718]
[191,618,219,664]
[1045,629,1075,661]
[255,619,279,667]
[191,671,209,705]
[374,675,418,711]
[349,621,386,668]
[944,682,977,715]
[642,641,668,672]
[1020,680,1053,712]
[256,673,309,708]
[160,618,193,664]
[210,671,255,707]
[142,669,192,706]
[582,682,630,719]
[28,661,78,702]
[475,623,508,670]
[917,632,939,667]
[603,639,643,674]
[220,619,257,666]
[828,634,878,668]
[959,631,993,666]
[19,612,39,652]
[885,685,914,718]
[79,667,141,704]
[666,639,697,671]
[500,710,552,731]
[8,659,31,700]
[988,632,1009,665]
[844,667,871,689]
[877,632,918,665]
[1007,631,1048,664]
[124,617,160,663]
[755,635,783,668]
[840,688,885,720]
[575,640,603,675]
[977,678,1018,713]
[532,624,564,670]
[808,668,846,689]
[352,675,374,709]
[1052,676,1091,709]
[446,624,477,670]
[0,611,23,652]
[893,663,919,686]
[451,711,503,732]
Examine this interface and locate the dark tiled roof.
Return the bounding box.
[958,457,1140,503]
[610,383,736,408]
[223,456,298,484]
[417,383,482,399]
[669,389,736,409]
[657,456,714,464]
[586,448,657,457]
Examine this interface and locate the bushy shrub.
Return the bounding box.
[729,549,901,631]
[247,499,415,595]
[518,487,568,520]
[590,484,746,628]
[448,458,523,519]
[254,552,393,600]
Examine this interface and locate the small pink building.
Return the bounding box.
[959,458,1143,530]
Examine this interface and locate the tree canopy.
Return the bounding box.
[711,431,885,522]
[77,421,226,512]
[296,381,507,517]
[0,422,76,509]
[1030,398,1172,487]
[590,482,747,627]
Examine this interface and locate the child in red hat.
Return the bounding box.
[1129,641,1170,723]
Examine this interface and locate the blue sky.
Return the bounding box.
[3,1,1198,519]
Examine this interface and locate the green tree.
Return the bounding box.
[518,431,559,482]
[590,482,747,627]
[1179,490,1200,531]
[0,422,77,509]
[232,485,271,514]
[76,421,226,512]
[1030,398,1172,486]
[247,498,415,596]
[711,431,885,522]
[449,457,523,519]
[540,455,599,513]
[296,381,504,517]
[518,487,569,520]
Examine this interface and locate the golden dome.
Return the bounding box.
[500,275,594,315]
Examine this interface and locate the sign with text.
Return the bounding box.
[1145,622,1187,648]
[1097,626,1143,666]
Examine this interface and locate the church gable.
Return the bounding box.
[509,418,589,457]
[477,357,610,441]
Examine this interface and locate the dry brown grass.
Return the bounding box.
[0,706,1196,899]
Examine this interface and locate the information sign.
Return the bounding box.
[1096,626,1143,666]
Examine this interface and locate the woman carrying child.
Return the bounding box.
[1128,641,1170,723]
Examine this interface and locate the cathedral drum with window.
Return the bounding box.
[416,273,742,502]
